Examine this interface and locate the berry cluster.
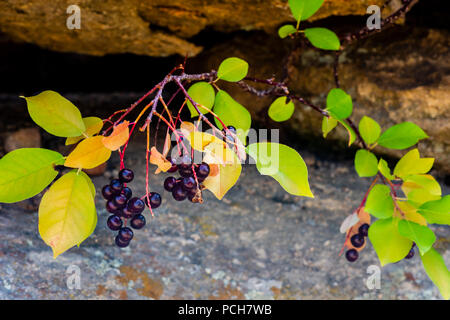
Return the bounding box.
[345,223,369,262]
[164,155,210,203]
[405,243,416,259]
[101,168,161,247]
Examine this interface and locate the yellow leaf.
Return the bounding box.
[65,117,104,145]
[150,147,172,174]
[397,201,427,226]
[65,136,112,169]
[188,131,225,152]
[38,171,96,258]
[394,149,434,178]
[202,142,242,200]
[102,121,130,151]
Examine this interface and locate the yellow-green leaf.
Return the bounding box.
[22,90,85,137]
[359,116,381,145]
[365,184,394,219]
[322,116,338,138]
[0,148,64,203]
[393,148,434,179]
[338,120,356,146]
[378,159,395,180]
[398,220,436,256]
[368,217,413,266]
[402,174,441,206]
[278,24,297,39]
[247,142,313,197]
[65,136,112,169]
[65,117,103,145]
[217,57,249,82]
[421,248,450,300]
[39,171,96,258]
[418,196,450,225]
[354,149,378,177]
[268,97,295,122]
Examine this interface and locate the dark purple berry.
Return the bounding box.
[115,235,130,248]
[178,154,192,170]
[145,192,162,209]
[172,185,187,201]
[196,163,210,178]
[118,168,134,183]
[113,194,128,208]
[405,248,415,259]
[121,187,132,200]
[164,176,177,192]
[127,197,145,213]
[107,215,123,231]
[351,234,365,248]
[182,176,196,190]
[110,179,123,193]
[166,157,178,173]
[346,249,359,262]
[118,227,133,242]
[121,206,135,219]
[130,214,146,229]
[179,168,193,178]
[102,185,115,200]
[187,188,198,202]
[106,200,120,213]
[358,223,369,237]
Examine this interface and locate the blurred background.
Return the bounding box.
[0,0,448,299]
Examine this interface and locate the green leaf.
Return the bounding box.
[338,120,356,146]
[217,57,249,82]
[268,97,295,122]
[393,148,434,179]
[288,0,324,22]
[365,184,394,219]
[359,116,381,145]
[378,122,428,150]
[78,171,97,241]
[368,217,413,266]
[354,149,378,177]
[398,220,436,256]
[322,117,338,138]
[186,82,216,118]
[0,148,64,203]
[326,88,353,120]
[378,159,395,180]
[304,27,340,51]
[246,142,313,198]
[418,196,450,225]
[213,90,251,143]
[21,90,86,137]
[421,248,450,300]
[39,171,96,258]
[278,25,297,38]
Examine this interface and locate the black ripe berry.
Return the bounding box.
[350,234,365,248]
[102,185,115,200]
[131,214,146,230]
[119,168,134,183]
[121,206,135,219]
[164,176,177,192]
[178,154,192,170]
[167,157,178,173]
[172,184,187,201]
[118,227,134,242]
[405,248,415,259]
[113,194,128,208]
[110,179,123,193]
[182,176,196,190]
[179,168,193,178]
[127,197,145,214]
[145,192,162,209]
[121,187,132,200]
[115,235,130,248]
[106,200,120,213]
[107,215,123,231]
[346,249,359,262]
[196,162,210,178]
[187,188,197,202]
[358,223,370,237]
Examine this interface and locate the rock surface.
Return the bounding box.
[0,0,394,57]
[3,127,41,152]
[0,139,448,300]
